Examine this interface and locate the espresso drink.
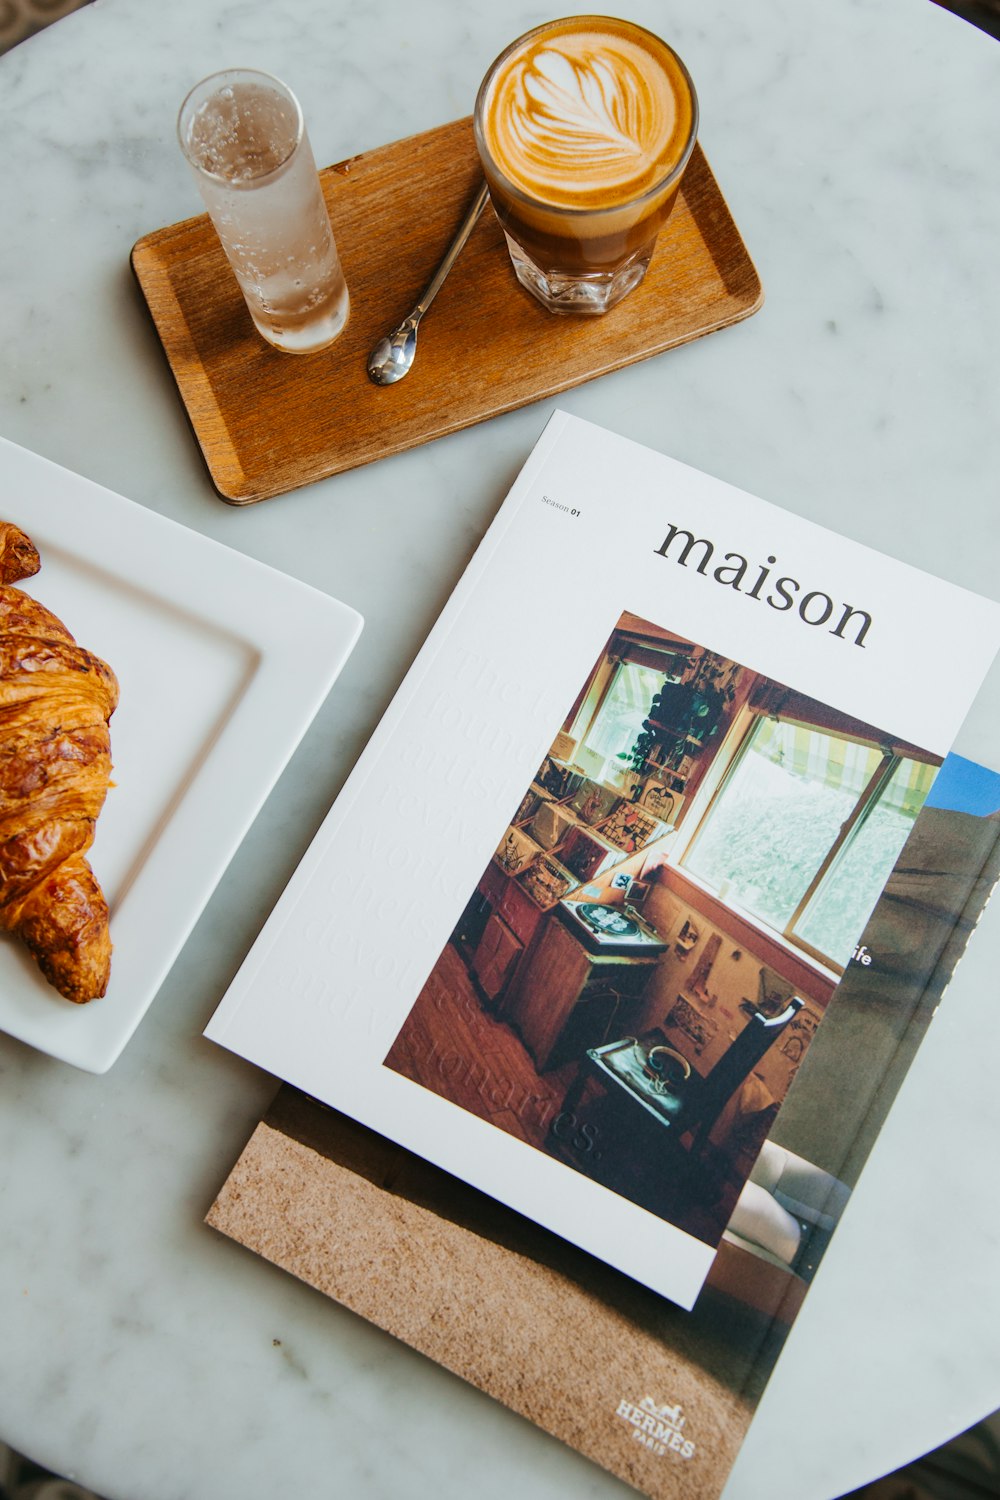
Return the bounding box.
[474,17,697,313]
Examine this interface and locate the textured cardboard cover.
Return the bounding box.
[207,1087,793,1499]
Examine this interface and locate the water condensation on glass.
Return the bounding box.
[179,72,349,352]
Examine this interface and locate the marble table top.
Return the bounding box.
[2,1,999,1498]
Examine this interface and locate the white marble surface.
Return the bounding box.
[1,1,999,1497]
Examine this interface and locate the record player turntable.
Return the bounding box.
[557,899,668,956]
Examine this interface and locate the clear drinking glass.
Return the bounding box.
[177,68,349,354]
[474,17,698,315]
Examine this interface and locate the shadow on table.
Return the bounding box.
[934,0,1000,40]
[5,1411,1000,1497]
[845,1409,1000,1498]
[0,1,91,56]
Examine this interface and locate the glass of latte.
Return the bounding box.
[178,69,349,354]
[474,16,698,315]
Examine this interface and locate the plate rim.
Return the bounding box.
[0,437,363,1071]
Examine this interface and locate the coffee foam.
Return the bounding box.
[482,21,693,209]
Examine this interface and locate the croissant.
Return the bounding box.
[0,522,119,1003]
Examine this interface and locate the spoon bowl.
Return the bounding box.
[367,319,419,384]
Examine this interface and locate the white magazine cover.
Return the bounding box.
[205,411,1000,1308]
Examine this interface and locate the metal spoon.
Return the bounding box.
[367,180,490,385]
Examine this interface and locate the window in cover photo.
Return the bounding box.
[383,612,942,1251]
[682,714,937,970]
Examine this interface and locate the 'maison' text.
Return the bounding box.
[653,526,872,647]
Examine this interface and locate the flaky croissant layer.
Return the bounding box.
[0,521,119,1003]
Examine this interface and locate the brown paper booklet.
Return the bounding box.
[208,761,1000,1500]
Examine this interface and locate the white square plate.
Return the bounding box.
[0,438,362,1071]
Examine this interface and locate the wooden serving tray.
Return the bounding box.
[132,118,762,504]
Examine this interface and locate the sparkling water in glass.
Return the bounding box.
[178,69,349,353]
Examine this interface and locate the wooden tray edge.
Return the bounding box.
[130,239,250,500]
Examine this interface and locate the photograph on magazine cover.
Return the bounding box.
[385,609,943,1250]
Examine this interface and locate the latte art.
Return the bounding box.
[483,23,693,208]
[474,18,698,313]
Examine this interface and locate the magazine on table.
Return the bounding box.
[205,410,1000,1312]
[207,746,1000,1499]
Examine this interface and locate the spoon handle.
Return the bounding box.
[412,180,490,320]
